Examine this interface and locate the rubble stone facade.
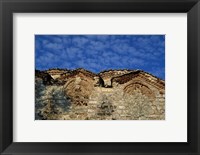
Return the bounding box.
[35,69,165,120]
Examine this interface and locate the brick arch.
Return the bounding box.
[123,82,155,99]
[64,75,94,106]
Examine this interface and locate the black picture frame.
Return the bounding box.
[0,0,200,154]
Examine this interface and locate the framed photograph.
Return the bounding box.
[0,0,200,154]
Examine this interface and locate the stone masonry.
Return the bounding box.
[35,68,165,120]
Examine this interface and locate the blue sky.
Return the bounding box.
[35,35,165,79]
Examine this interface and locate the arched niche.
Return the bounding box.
[123,82,155,99]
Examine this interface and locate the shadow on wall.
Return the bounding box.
[35,79,71,120]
